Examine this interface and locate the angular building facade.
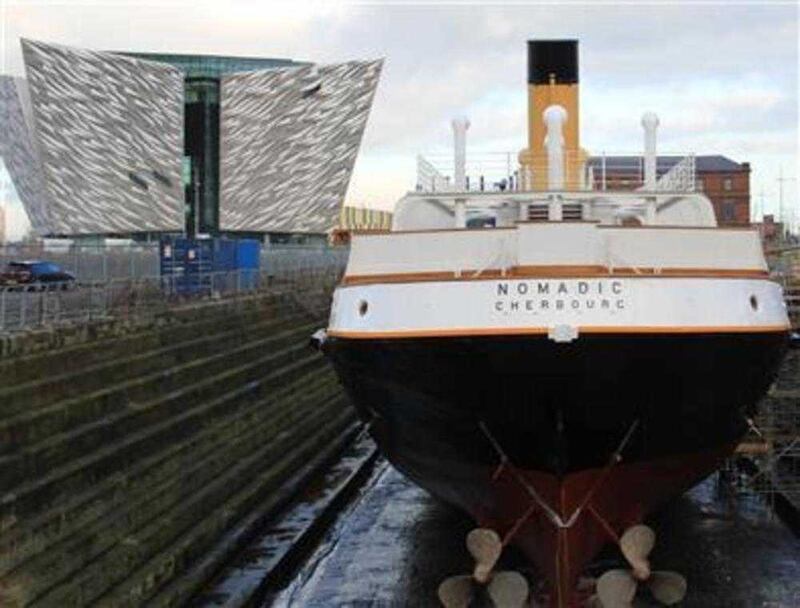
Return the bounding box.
[0,40,381,241]
[219,60,382,235]
[0,75,52,234]
[122,52,305,236]
[20,40,186,235]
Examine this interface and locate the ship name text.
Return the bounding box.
[494,280,627,313]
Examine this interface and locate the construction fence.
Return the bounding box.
[0,246,349,333]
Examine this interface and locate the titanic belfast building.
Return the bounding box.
[0,40,382,242]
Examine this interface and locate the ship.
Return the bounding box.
[316,40,790,607]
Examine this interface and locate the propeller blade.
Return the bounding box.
[620,525,655,579]
[486,571,528,608]
[596,569,637,608]
[437,574,473,608]
[648,570,687,605]
[466,528,502,583]
[584,595,604,608]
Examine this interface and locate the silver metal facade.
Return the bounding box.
[0,76,52,235]
[219,60,382,233]
[1,40,382,237]
[21,39,185,234]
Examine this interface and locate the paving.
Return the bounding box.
[270,461,800,608]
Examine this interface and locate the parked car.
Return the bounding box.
[0,261,76,290]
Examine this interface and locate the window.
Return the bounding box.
[695,178,704,191]
[467,216,496,229]
[721,200,736,222]
[723,177,733,191]
[527,204,549,221]
[128,171,149,191]
[562,203,583,220]
[151,170,173,188]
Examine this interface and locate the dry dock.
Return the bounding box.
[265,463,799,607]
[1,266,797,608]
[198,350,800,608]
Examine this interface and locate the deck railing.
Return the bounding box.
[415,151,698,194]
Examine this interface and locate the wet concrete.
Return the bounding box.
[271,462,799,607]
[644,478,799,607]
[195,433,377,607]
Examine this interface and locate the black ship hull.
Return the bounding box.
[323,331,788,605]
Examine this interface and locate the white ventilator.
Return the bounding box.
[641,112,660,191]
[452,117,470,192]
[543,104,567,190]
[452,117,470,228]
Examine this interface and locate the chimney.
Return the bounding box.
[519,40,580,190]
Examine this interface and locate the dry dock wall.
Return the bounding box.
[0,292,353,607]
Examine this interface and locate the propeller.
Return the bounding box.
[438,575,474,608]
[487,571,529,607]
[589,525,687,607]
[596,569,636,607]
[648,571,688,605]
[468,528,502,583]
[620,525,655,580]
[438,528,529,608]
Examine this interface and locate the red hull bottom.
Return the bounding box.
[466,445,735,607]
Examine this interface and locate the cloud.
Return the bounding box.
[0,162,31,241]
[2,202,30,241]
[321,4,799,210]
[582,75,796,147]
[1,1,797,222]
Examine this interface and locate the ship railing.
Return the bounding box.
[415,150,698,194]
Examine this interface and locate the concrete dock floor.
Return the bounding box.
[271,461,800,607]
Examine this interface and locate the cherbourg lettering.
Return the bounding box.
[494,280,626,312]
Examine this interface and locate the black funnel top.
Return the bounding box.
[527,40,579,85]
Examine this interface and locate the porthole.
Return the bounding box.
[358,300,369,316]
[749,295,758,311]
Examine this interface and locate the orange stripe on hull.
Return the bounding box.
[340,267,770,286]
[327,325,791,340]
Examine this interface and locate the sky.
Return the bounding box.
[0,0,798,240]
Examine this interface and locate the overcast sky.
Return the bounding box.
[1,0,798,240]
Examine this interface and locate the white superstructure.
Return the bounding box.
[329,110,790,341]
[329,223,787,340]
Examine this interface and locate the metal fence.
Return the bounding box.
[0,247,349,333]
[0,244,160,281]
[0,243,351,283]
[262,245,350,276]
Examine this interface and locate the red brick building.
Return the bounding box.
[588,155,751,226]
[695,157,751,225]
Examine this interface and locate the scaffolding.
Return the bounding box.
[722,247,800,511]
[729,373,800,511]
